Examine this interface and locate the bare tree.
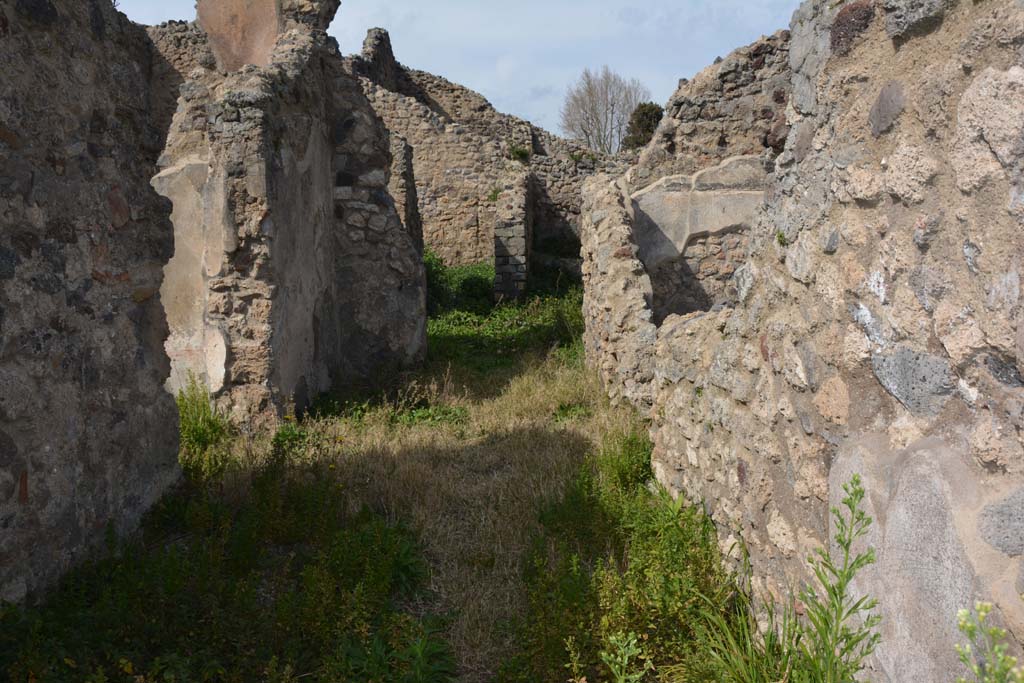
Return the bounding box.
[560,66,651,154]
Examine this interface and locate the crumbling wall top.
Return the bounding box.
[196,0,339,72]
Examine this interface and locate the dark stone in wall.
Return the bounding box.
[871,346,955,415]
[832,0,876,56]
[883,0,957,40]
[15,0,58,25]
[980,489,1024,557]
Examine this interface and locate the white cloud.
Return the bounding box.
[117,0,802,133]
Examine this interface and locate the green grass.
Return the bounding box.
[0,462,455,683]
[498,430,732,683]
[423,249,584,373]
[0,254,898,683]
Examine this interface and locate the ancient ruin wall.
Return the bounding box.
[151,4,426,421]
[582,0,1024,678]
[1,0,426,601]
[0,0,180,602]
[633,30,792,189]
[346,29,628,273]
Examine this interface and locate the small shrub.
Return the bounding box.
[700,475,881,682]
[509,144,531,163]
[956,602,1024,683]
[175,373,231,479]
[775,230,790,247]
[601,632,653,683]
[487,186,503,202]
[621,102,664,151]
[271,419,306,456]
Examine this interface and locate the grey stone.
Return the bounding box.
[0,246,18,280]
[913,213,943,252]
[909,266,948,312]
[964,240,982,274]
[987,354,1024,387]
[980,489,1024,557]
[871,346,955,415]
[734,263,756,302]
[870,81,906,137]
[883,0,957,40]
[820,226,841,254]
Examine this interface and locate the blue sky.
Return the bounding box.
[119,0,801,132]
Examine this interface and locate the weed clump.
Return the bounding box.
[508,144,531,163]
[699,474,881,682]
[175,373,231,480]
[500,430,730,682]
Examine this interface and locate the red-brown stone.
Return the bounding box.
[197,0,282,72]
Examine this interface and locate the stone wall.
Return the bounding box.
[345,29,629,285]
[634,30,792,189]
[494,168,534,300]
[0,0,426,601]
[0,0,179,602]
[582,0,1024,677]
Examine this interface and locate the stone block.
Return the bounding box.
[871,346,955,415]
[882,0,957,40]
[869,81,906,137]
[979,489,1024,557]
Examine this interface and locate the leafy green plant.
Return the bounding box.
[799,475,881,679]
[956,602,1024,683]
[487,186,503,202]
[509,144,531,163]
[175,373,231,479]
[500,430,730,682]
[776,230,790,247]
[272,419,307,455]
[601,632,653,683]
[700,475,881,683]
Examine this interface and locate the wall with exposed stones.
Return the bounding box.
[634,30,792,189]
[0,0,425,601]
[0,0,180,603]
[152,6,426,420]
[582,0,1024,677]
[345,29,629,286]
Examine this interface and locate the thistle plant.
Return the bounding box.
[956,602,1024,683]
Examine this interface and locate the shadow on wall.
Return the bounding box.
[630,156,766,323]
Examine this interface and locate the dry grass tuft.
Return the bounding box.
[223,351,639,681]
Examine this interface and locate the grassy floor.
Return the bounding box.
[0,256,892,683]
[0,259,661,682]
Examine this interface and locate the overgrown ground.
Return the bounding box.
[1,256,997,683]
[1,258,694,682]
